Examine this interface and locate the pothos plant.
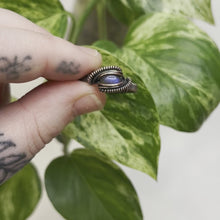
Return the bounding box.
[0,0,219,219]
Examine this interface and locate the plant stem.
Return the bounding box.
[70,0,101,44]
[97,0,107,40]
[63,142,70,156]
[57,133,71,156]
[65,11,75,41]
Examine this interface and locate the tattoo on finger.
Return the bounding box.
[0,133,29,185]
[56,61,80,75]
[0,55,32,80]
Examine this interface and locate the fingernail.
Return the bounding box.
[73,94,103,116]
[78,46,99,56]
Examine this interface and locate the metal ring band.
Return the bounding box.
[87,66,137,93]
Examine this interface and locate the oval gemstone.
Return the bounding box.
[100,75,123,84]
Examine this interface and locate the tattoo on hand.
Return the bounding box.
[0,133,29,185]
[0,55,32,80]
[56,61,80,75]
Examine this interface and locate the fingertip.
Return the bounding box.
[71,45,103,72]
[90,84,106,109]
[73,93,104,117]
[77,46,102,66]
[71,82,106,117]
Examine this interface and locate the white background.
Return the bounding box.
[10,0,220,219]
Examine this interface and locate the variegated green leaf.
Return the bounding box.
[107,0,214,25]
[162,0,214,23]
[0,0,68,37]
[45,149,143,220]
[0,163,41,220]
[63,48,160,179]
[121,13,220,131]
[36,13,68,37]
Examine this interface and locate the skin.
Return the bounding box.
[0,8,106,185]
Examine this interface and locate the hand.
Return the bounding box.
[0,9,106,184]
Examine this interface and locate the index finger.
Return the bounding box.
[0,28,102,83]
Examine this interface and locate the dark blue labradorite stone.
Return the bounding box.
[100,75,123,84]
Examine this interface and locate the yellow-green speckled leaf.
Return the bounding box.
[36,13,68,37]
[63,48,160,179]
[122,13,220,131]
[163,0,214,23]
[0,163,41,220]
[107,0,214,25]
[0,0,68,37]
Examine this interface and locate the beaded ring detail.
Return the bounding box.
[87,66,137,93]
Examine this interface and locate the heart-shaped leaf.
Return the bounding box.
[63,48,160,179]
[0,163,41,220]
[121,13,220,131]
[107,0,214,25]
[0,0,68,37]
[45,149,143,220]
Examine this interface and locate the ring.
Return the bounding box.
[86,66,137,93]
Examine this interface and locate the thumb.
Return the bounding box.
[0,81,105,184]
